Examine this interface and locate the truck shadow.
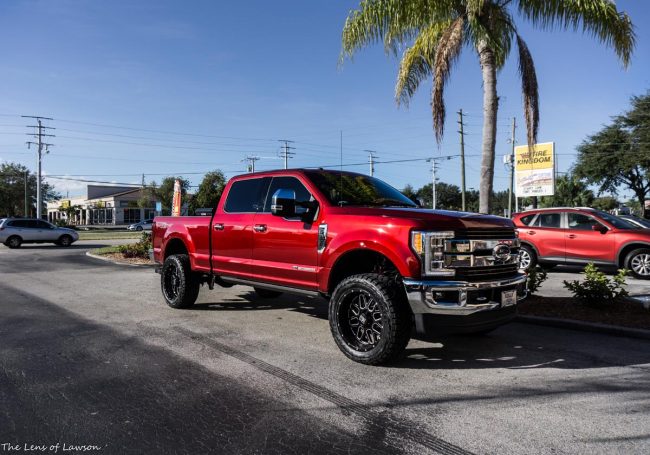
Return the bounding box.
[193,291,329,320]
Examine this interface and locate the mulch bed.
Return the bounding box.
[518,295,650,330]
[101,252,153,266]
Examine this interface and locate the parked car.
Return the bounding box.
[127,219,154,231]
[618,215,650,229]
[0,218,79,248]
[513,208,650,279]
[153,169,526,365]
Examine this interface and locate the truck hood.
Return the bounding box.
[333,207,514,230]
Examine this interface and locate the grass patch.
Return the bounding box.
[90,246,121,255]
[78,231,142,240]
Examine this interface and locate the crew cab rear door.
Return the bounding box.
[211,177,270,279]
[251,176,319,290]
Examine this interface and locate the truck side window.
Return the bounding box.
[224,178,270,213]
[262,177,312,213]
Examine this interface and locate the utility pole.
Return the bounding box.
[457,109,466,211]
[365,150,377,177]
[508,117,516,217]
[278,140,295,169]
[243,155,260,173]
[23,116,54,220]
[24,171,29,217]
[141,173,145,188]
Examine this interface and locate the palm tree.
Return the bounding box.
[340,0,634,213]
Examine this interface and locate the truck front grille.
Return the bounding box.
[455,264,519,281]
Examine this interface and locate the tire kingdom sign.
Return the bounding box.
[514,142,555,197]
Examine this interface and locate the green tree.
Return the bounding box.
[574,93,650,208]
[340,0,634,214]
[592,196,618,211]
[401,184,419,204]
[417,182,462,209]
[189,170,227,214]
[0,162,60,217]
[539,174,594,208]
[153,176,190,216]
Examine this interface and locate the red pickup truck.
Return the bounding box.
[152,169,527,364]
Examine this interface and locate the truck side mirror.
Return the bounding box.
[271,189,296,217]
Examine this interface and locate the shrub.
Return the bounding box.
[527,266,548,295]
[563,263,628,307]
[118,231,152,259]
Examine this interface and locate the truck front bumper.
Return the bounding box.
[403,274,528,339]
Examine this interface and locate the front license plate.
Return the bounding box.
[501,290,517,307]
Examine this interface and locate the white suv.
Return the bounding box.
[0,218,79,248]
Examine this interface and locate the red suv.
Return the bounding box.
[513,208,650,279]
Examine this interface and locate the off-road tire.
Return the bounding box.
[329,273,412,365]
[58,235,73,247]
[6,236,22,249]
[161,254,201,308]
[518,245,537,271]
[254,287,283,298]
[625,248,650,280]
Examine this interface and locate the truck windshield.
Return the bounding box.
[304,170,417,207]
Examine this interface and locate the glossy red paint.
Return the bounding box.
[154,169,519,294]
[513,207,650,266]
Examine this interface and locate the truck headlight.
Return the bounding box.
[411,231,455,277]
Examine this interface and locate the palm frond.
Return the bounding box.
[432,17,465,142]
[467,2,515,68]
[517,0,635,67]
[395,22,451,107]
[340,0,458,64]
[516,34,539,149]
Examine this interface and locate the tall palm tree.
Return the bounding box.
[340,0,634,213]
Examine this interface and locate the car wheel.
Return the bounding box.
[161,254,201,308]
[58,235,73,247]
[6,236,22,249]
[625,248,650,280]
[136,226,143,231]
[329,273,412,365]
[518,245,537,271]
[254,287,283,298]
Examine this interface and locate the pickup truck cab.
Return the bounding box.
[153,169,527,364]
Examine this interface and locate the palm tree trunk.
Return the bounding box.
[478,42,498,214]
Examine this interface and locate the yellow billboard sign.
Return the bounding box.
[514,142,555,197]
[60,200,71,209]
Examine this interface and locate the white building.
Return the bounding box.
[46,185,159,226]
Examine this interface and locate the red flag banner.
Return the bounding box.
[171,179,181,217]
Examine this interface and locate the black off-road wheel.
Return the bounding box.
[58,235,73,247]
[6,236,22,249]
[625,248,650,280]
[161,254,201,309]
[329,273,412,365]
[254,287,283,298]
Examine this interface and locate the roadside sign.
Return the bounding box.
[515,142,555,197]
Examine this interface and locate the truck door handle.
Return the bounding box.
[567,234,576,239]
[213,223,224,231]
[253,224,267,233]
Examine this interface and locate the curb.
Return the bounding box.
[86,251,155,268]
[516,314,650,341]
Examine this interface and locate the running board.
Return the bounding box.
[219,276,321,298]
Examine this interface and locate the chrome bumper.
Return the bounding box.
[403,274,527,316]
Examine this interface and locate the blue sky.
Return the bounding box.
[0,0,648,201]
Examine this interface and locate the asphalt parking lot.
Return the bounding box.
[1,241,649,454]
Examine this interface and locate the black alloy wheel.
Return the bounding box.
[161,254,200,308]
[329,273,412,365]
